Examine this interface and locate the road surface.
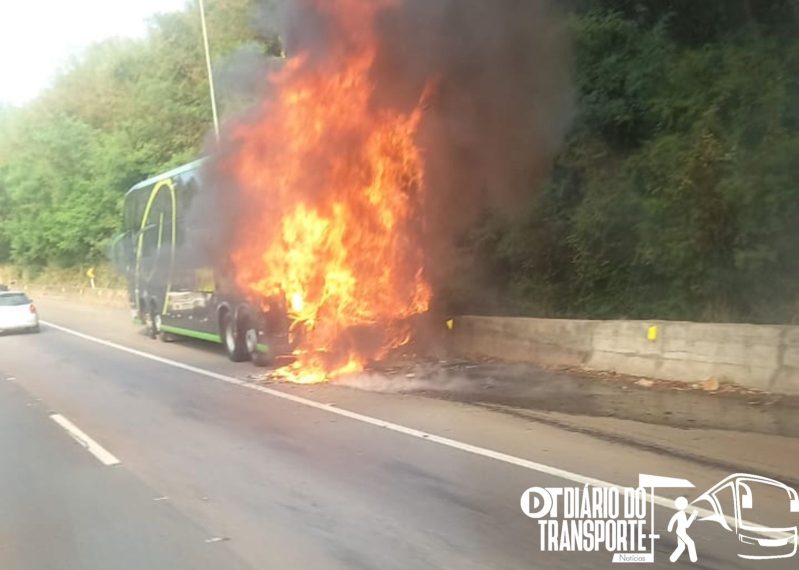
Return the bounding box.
[0,298,796,569]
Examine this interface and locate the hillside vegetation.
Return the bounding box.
[1,0,797,323]
[463,0,799,323]
[0,0,279,267]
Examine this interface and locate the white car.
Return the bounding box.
[0,292,40,334]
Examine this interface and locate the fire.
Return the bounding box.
[225,0,431,383]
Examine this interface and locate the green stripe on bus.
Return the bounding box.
[160,324,222,344]
[256,343,270,354]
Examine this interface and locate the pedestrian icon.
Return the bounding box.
[669,497,698,563]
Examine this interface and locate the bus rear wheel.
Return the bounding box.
[157,315,177,343]
[223,312,249,362]
[145,305,158,339]
[244,322,273,368]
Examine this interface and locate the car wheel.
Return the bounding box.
[223,312,249,362]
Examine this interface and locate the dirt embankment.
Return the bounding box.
[1,264,128,309]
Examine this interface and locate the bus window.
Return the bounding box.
[124,186,150,232]
[110,232,134,273]
[175,172,199,220]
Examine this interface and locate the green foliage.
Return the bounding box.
[0,0,279,267]
[471,3,799,323]
[571,12,672,147]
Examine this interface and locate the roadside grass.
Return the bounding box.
[0,263,124,291]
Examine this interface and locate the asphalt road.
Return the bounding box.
[0,298,797,569]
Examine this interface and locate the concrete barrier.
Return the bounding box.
[451,316,799,396]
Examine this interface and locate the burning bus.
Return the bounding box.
[110,143,428,382]
[109,4,435,383]
[110,0,560,385]
[111,158,293,368]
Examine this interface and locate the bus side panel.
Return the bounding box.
[162,267,223,340]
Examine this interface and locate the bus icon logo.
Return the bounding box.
[693,474,799,560]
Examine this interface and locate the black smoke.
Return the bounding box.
[206,0,572,305]
[369,0,573,289]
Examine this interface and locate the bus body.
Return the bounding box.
[111,159,291,366]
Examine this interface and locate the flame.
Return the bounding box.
[225,0,431,383]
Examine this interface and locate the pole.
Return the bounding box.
[198,0,221,147]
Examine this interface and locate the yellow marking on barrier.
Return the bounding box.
[647,325,658,342]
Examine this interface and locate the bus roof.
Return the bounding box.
[126,157,210,195]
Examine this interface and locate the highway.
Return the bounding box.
[0,298,797,569]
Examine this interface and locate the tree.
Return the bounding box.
[0,0,280,268]
[467,4,799,323]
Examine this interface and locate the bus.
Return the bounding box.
[111,159,291,366]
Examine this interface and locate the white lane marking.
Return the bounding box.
[41,320,790,538]
[50,413,121,466]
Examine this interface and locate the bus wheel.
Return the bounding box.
[147,306,159,339]
[157,315,177,343]
[245,323,273,368]
[222,312,249,362]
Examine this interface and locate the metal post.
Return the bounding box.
[198,0,221,147]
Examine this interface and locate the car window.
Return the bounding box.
[0,294,31,306]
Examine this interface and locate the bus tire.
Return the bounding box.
[222,312,249,362]
[147,304,159,339]
[158,320,177,343]
[251,352,273,368]
[243,321,273,368]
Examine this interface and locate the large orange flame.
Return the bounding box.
[225,0,431,383]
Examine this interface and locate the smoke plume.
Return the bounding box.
[197,0,571,378]
[218,0,570,288]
